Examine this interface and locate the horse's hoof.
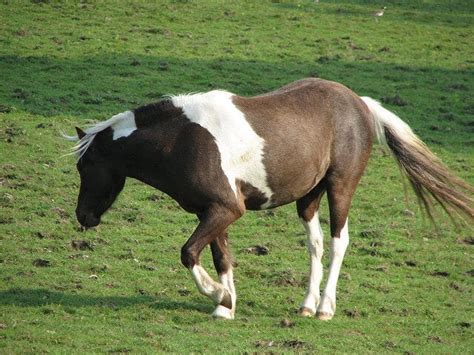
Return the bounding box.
[212,305,234,320]
[316,311,334,321]
[299,307,315,317]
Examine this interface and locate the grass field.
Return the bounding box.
[1,0,473,353]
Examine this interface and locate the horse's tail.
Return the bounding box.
[360,96,474,223]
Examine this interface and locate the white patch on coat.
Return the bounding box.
[171,91,273,208]
[300,213,324,315]
[317,219,349,317]
[63,110,136,159]
[110,111,137,140]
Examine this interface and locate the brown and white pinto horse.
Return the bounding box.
[66,78,473,320]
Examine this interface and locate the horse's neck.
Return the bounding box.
[120,132,168,190]
[118,109,188,193]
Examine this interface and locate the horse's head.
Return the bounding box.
[74,127,125,228]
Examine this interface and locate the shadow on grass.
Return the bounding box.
[0,288,213,313]
[1,54,471,114]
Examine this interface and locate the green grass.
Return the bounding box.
[1,0,473,353]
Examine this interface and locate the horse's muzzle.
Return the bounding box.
[76,210,100,228]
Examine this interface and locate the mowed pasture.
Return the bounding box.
[0,0,473,353]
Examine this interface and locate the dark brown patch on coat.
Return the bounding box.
[236,179,268,209]
[133,99,183,128]
[118,106,236,215]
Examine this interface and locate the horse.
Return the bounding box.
[65,78,473,320]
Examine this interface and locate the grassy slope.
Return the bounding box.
[0,0,473,353]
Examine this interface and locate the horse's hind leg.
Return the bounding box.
[316,175,359,321]
[181,204,241,319]
[296,182,327,317]
[210,231,236,319]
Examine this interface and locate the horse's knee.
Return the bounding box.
[180,245,196,269]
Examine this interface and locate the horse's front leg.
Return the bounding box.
[180,204,241,319]
[210,232,236,319]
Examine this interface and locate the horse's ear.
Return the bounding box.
[75,127,86,139]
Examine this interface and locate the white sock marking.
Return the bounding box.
[212,305,233,319]
[318,219,349,315]
[190,265,227,304]
[219,269,236,311]
[300,213,324,314]
[171,91,273,208]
